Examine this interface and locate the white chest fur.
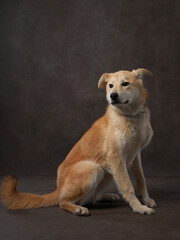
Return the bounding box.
[109,108,153,166]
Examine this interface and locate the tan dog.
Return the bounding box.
[1,68,157,216]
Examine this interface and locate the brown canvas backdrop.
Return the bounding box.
[0,0,180,176]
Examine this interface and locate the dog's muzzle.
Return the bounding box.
[110,93,129,105]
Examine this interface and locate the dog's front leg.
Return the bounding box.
[131,152,157,208]
[109,157,155,215]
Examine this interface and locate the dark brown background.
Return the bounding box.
[1,0,180,176]
[0,2,180,240]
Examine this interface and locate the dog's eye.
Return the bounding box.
[122,82,129,87]
[109,84,113,88]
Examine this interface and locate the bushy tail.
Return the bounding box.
[1,175,59,210]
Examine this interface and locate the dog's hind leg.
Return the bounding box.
[93,173,121,202]
[60,202,90,216]
[59,160,104,216]
[98,193,121,202]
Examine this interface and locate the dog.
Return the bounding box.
[1,68,157,216]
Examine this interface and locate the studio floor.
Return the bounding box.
[0,175,179,240]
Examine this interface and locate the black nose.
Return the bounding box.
[110,93,118,100]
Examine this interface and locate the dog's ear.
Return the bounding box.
[132,69,152,82]
[98,73,110,89]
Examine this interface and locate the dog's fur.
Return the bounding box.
[1,68,156,215]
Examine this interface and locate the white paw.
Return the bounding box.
[141,197,157,208]
[109,193,121,202]
[133,205,155,215]
[100,193,121,202]
[74,206,90,216]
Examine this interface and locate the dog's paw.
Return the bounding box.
[74,206,90,216]
[133,205,155,215]
[99,193,121,202]
[141,197,157,208]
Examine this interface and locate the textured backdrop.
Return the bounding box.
[0,0,180,176]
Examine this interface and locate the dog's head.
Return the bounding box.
[98,69,152,114]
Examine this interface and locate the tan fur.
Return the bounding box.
[1,176,59,209]
[1,69,156,216]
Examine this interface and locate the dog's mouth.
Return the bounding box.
[111,100,129,105]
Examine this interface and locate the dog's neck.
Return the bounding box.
[119,106,146,118]
[107,104,148,120]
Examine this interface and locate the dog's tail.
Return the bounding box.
[1,175,59,210]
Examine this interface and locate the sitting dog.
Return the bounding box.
[1,68,157,215]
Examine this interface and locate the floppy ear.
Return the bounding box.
[98,73,110,89]
[132,68,152,81]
